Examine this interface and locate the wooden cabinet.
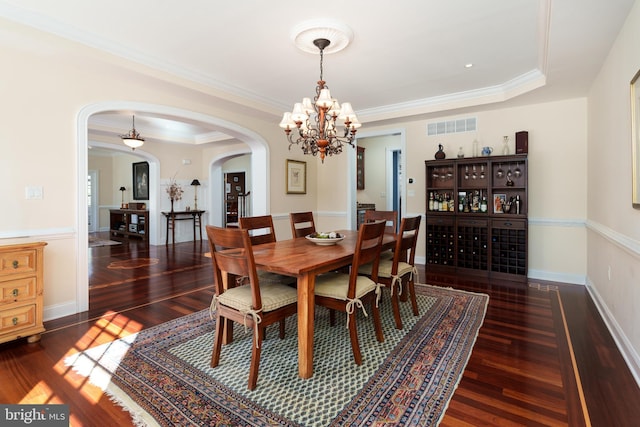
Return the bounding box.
[356,146,365,190]
[110,209,149,242]
[425,154,528,282]
[0,242,46,344]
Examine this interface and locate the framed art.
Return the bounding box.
[133,161,149,200]
[286,159,306,194]
[494,194,507,213]
[631,69,640,208]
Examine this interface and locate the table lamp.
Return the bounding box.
[119,186,126,208]
[190,179,201,210]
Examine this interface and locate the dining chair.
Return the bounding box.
[359,216,422,329]
[239,215,277,245]
[289,211,316,238]
[314,220,386,365]
[364,210,398,236]
[239,215,296,288]
[364,210,398,261]
[206,225,298,390]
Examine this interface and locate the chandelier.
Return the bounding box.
[279,37,361,163]
[120,115,145,150]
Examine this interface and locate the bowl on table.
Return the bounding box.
[305,232,345,246]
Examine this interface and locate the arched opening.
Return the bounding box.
[76,101,270,313]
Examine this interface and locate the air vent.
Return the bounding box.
[427,117,477,136]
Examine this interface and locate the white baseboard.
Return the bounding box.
[43,300,79,323]
[527,269,586,285]
[585,278,640,389]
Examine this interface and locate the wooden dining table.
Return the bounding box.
[249,229,395,379]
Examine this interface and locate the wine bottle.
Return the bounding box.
[480,194,488,213]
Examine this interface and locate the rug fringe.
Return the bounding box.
[64,350,159,427]
[424,283,489,426]
[415,282,491,298]
[103,383,160,427]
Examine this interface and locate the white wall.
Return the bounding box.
[0,18,281,319]
[357,135,402,210]
[0,11,620,352]
[362,98,589,284]
[586,0,640,383]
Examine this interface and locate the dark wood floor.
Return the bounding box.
[1,233,639,426]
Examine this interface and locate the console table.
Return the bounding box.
[162,210,205,244]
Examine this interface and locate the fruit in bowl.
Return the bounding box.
[314,231,340,239]
[306,232,345,245]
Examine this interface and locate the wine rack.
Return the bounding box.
[425,154,528,282]
[425,219,455,266]
[457,220,488,272]
[491,220,527,277]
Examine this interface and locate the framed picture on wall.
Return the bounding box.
[286,159,306,194]
[631,69,640,208]
[133,161,149,200]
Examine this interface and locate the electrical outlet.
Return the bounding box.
[608,265,611,281]
[25,186,43,200]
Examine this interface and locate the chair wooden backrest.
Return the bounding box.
[290,211,316,238]
[348,220,386,298]
[206,225,261,308]
[364,210,398,236]
[239,215,276,245]
[391,216,422,273]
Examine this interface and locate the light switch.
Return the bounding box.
[25,186,43,200]
[407,190,415,197]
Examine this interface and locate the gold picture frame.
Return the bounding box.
[632,69,640,208]
[286,159,306,194]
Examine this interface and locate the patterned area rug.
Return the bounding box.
[65,284,488,426]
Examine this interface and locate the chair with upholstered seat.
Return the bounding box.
[289,211,316,238]
[359,216,421,329]
[314,220,386,365]
[238,215,296,341]
[206,225,298,390]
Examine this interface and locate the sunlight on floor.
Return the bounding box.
[17,312,145,409]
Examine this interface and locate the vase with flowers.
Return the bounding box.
[166,176,183,212]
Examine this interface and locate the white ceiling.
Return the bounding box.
[0,0,634,145]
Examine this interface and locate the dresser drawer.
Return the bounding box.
[0,304,36,334]
[1,277,37,304]
[0,249,37,276]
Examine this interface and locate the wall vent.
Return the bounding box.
[427,117,477,136]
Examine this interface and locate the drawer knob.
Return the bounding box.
[504,222,513,227]
[12,289,18,297]
[12,317,18,326]
[12,260,19,269]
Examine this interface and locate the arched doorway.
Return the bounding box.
[76,101,270,313]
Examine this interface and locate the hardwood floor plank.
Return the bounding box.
[0,236,639,426]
